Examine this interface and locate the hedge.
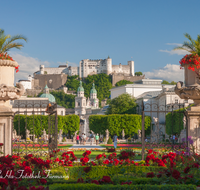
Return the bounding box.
[48,177,162,185]
[49,184,196,190]
[89,114,151,136]
[165,108,186,136]
[13,114,79,138]
[65,166,165,179]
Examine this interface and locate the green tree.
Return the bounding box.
[135,71,143,76]
[50,91,75,108]
[162,80,170,84]
[65,75,79,90]
[162,80,177,85]
[106,93,137,115]
[0,29,27,53]
[173,33,200,56]
[115,80,133,87]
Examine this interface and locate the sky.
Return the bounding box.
[1,0,200,83]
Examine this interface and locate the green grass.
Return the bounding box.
[58,144,73,148]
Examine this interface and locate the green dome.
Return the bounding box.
[77,81,84,92]
[40,93,56,103]
[90,83,97,94]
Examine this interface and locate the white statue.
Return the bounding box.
[13,129,17,139]
[58,129,63,143]
[26,129,30,140]
[122,129,125,140]
[105,129,109,143]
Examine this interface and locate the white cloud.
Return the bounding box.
[159,43,190,55]
[144,64,184,82]
[10,52,50,83]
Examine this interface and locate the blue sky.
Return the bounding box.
[2,0,200,82]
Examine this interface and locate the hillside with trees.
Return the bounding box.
[65,73,112,107]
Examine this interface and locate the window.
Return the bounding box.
[78,102,80,107]
[61,111,63,115]
[175,98,178,104]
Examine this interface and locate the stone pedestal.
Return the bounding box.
[0,110,13,156]
[186,106,200,154]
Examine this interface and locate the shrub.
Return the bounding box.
[107,137,113,144]
[49,184,196,190]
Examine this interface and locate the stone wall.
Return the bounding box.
[33,73,68,90]
[112,73,145,86]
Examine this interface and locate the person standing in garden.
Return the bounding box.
[113,134,118,149]
[95,133,99,145]
[90,132,94,145]
[76,134,80,144]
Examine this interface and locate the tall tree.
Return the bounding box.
[173,33,200,55]
[106,93,137,115]
[0,29,27,53]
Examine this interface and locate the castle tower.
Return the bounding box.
[40,65,44,74]
[128,61,134,76]
[106,56,112,75]
[75,81,86,115]
[90,83,99,108]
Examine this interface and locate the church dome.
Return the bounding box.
[40,85,56,103]
[77,81,84,92]
[90,83,97,94]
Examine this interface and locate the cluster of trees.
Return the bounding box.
[106,94,137,115]
[13,114,79,138]
[89,114,151,137]
[50,91,75,109]
[162,80,177,85]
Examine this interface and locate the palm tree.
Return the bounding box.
[173,33,200,56]
[0,29,27,54]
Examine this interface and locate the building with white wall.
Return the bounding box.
[136,87,194,140]
[79,58,134,78]
[110,79,175,99]
[18,75,33,90]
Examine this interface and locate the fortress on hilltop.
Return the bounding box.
[36,57,135,78]
[19,57,144,95]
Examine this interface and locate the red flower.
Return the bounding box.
[172,169,180,180]
[77,177,84,183]
[91,180,99,185]
[40,178,47,184]
[0,178,8,185]
[146,172,155,178]
[84,166,91,173]
[184,166,190,173]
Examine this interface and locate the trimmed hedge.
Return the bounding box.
[65,166,165,179]
[13,114,79,138]
[89,114,151,136]
[49,184,196,190]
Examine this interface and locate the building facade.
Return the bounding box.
[110,79,175,99]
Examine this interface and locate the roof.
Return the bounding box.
[77,81,84,92]
[136,90,161,99]
[40,93,56,103]
[90,83,97,94]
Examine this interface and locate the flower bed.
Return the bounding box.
[1,142,200,189]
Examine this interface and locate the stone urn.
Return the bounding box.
[0,59,24,112]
